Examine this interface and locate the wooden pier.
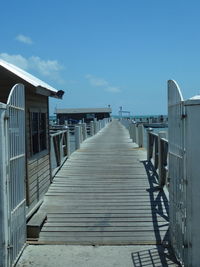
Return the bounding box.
[35,120,169,245]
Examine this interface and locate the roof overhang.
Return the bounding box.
[0,59,64,99]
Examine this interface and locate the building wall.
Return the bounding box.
[0,68,51,215]
[25,88,51,213]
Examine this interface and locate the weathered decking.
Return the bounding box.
[38,120,169,245]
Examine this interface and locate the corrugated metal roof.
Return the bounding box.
[0,59,64,98]
[55,108,112,114]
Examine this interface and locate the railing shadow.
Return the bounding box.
[132,246,181,267]
[131,160,181,267]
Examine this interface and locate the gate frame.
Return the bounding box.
[184,96,200,267]
[168,80,200,266]
[0,103,9,267]
[0,84,26,267]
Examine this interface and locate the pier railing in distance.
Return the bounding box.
[120,119,168,188]
[50,129,69,178]
[147,129,168,187]
[50,117,111,177]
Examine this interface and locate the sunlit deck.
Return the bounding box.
[36,120,169,245]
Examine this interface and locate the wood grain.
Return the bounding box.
[37,120,169,245]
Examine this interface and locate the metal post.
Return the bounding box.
[158,131,167,187]
[138,124,144,147]
[75,126,81,150]
[0,105,8,267]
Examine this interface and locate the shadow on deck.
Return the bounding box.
[131,160,181,267]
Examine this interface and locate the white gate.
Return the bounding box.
[0,84,26,267]
[168,80,186,263]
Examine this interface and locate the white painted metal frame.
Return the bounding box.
[0,103,9,267]
[184,96,200,267]
[0,84,26,267]
[168,80,186,264]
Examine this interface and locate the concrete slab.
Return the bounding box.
[16,245,181,267]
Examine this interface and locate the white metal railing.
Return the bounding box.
[0,84,26,267]
[121,80,200,266]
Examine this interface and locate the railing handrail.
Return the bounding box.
[147,130,168,187]
[50,117,111,178]
[50,129,68,137]
[120,118,169,188]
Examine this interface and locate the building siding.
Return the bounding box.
[25,89,51,213]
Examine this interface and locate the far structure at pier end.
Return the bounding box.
[55,107,112,124]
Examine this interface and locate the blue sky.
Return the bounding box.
[1,0,200,115]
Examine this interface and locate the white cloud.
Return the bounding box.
[0,53,63,82]
[85,74,121,93]
[16,34,33,45]
[85,74,108,87]
[29,56,62,76]
[106,86,121,93]
[0,53,29,69]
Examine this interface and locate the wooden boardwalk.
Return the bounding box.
[38,120,169,245]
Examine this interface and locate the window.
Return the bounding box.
[30,112,47,155]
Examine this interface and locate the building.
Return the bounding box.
[0,59,64,216]
[56,107,112,124]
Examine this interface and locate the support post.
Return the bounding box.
[67,128,71,157]
[147,128,153,161]
[94,118,98,134]
[90,121,94,136]
[138,124,144,147]
[133,124,137,143]
[82,123,87,140]
[158,131,167,187]
[79,123,83,143]
[75,126,81,150]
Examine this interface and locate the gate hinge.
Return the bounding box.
[181,114,187,119]
[7,244,13,250]
[4,110,9,120]
[183,243,188,248]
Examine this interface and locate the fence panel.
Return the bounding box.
[50,130,68,177]
[7,84,26,266]
[0,104,8,267]
[168,80,186,263]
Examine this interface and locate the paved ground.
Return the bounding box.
[16,245,181,267]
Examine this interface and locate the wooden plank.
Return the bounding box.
[35,120,169,245]
[27,212,47,238]
[45,221,168,227]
